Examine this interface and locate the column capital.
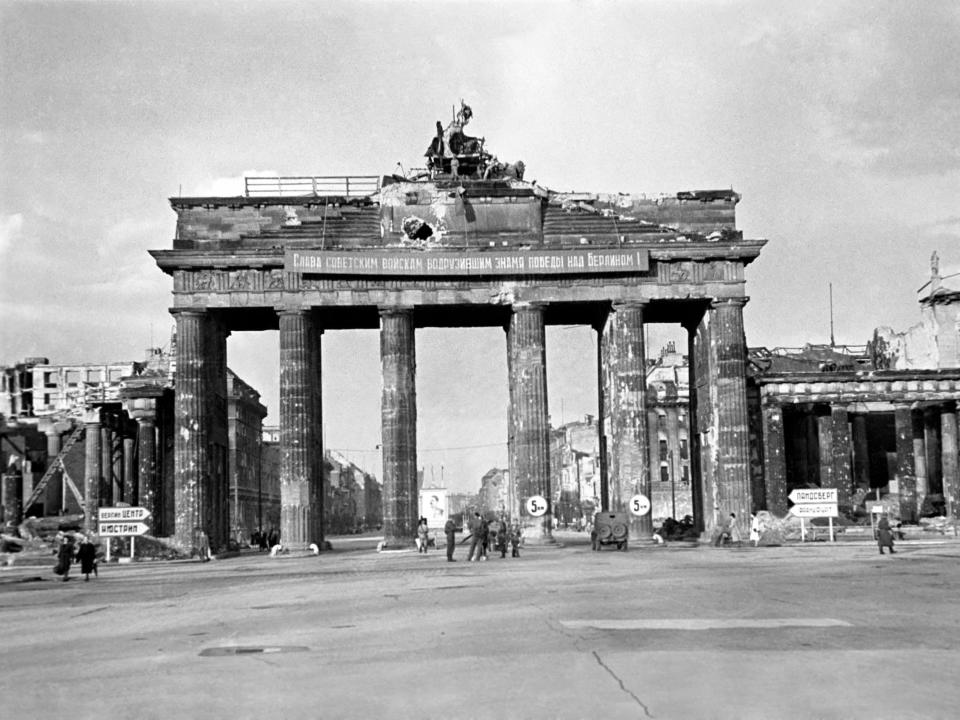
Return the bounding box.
[611,299,650,311]
[510,301,547,313]
[168,307,207,317]
[378,305,415,318]
[83,407,102,425]
[711,296,749,309]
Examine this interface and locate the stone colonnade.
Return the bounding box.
[762,390,960,522]
[166,297,754,549]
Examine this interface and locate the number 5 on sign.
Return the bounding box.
[526,495,548,517]
[630,494,651,516]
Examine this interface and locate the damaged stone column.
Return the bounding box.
[100,423,113,506]
[941,405,959,520]
[600,301,651,539]
[827,406,853,510]
[172,309,212,549]
[380,307,417,548]
[133,409,157,534]
[852,414,870,492]
[279,308,323,549]
[817,411,834,495]
[38,420,65,516]
[894,404,917,522]
[83,408,102,533]
[507,302,553,543]
[761,402,788,516]
[697,298,752,536]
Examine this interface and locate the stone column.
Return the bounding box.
[852,414,871,491]
[913,412,928,509]
[100,424,113,506]
[941,405,959,520]
[279,308,323,549]
[172,310,211,549]
[761,402,788,516]
[41,423,63,516]
[701,298,752,536]
[830,406,853,510]
[1,467,22,527]
[894,404,917,522]
[600,301,650,539]
[380,307,417,548]
[83,408,102,533]
[817,411,834,493]
[924,408,941,505]
[135,413,157,533]
[122,435,136,504]
[507,303,553,543]
[685,322,704,533]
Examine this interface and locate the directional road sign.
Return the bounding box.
[98,522,150,537]
[790,503,839,518]
[788,488,838,504]
[98,506,151,522]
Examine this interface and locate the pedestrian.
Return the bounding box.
[444,516,457,562]
[194,527,211,562]
[467,512,483,561]
[510,523,522,557]
[54,532,74,581]
[76,535,98,581]
[478,516,489,561]
[877,516,896,555]
[496,523,508,558]
[267,527,280,550]
[728,513,742,547]
[750,513,761,547]
[259,529,269,551]
[416,516,429,554]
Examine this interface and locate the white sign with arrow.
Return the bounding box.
[789,488,839,542]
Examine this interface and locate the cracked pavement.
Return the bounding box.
[2,532,959,719]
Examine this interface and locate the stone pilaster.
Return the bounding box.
[912,412,928,505]
[83,408,102,533]
[894,405,917,522]
[380,307,417,548]
[172,310,211,549]
[601,301,651,539]
[699,298,752,536]
[830,406,852,510]
[941,405,959,520]
[279,308,323,549]
[761,402,788,516]
[507,303,553,542]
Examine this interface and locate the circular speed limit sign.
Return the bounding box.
[525,495,548,517]
[630,493,651,516]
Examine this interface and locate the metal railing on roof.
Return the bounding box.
[244,175,381,198]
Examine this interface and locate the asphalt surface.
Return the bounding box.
[2,531,959,720]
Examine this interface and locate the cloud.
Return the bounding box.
[189,170,278,197]
[0,213,23,256]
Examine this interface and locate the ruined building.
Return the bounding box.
[151,102,765,548]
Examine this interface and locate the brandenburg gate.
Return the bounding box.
[151,120,765,552]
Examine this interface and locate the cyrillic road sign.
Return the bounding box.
[98,522,149,537]
[791,503,839,518]
[98,506,151,522]
[788,489,838,504]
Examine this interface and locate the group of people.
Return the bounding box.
[250,528,280,553]
[417,513,522,562]
[713,513,763,548]
[53,532,99,582]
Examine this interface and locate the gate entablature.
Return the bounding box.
[154,165,766,549]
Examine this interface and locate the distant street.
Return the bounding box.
[2,532,959,720]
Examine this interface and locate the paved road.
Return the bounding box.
[2,532,959,720]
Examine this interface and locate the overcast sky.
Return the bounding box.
[2,0,958,492]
